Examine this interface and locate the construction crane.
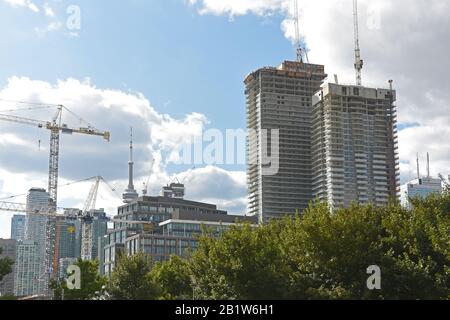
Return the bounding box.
[0,175,119,264]
[80,176,101,261]
[293,0,309,63]
[353,0,364,86]
[78,176,118,261]
[0,103,110,212]
[0,201,63,216]
[142,159,155,196]
[0,199,65,278]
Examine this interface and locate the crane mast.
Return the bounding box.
[293,0,303,62]
[81,176,101,261]
[0,104,110,211]
[353,0,363,86]
[48,106,62,212]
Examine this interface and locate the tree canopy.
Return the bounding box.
[51,259,107,300]
[48,191,449,300]
[0,247,14,283]
[185,192,449,300]
[110,252,160,300]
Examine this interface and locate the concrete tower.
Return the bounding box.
[245,60,327,222]
[311,83,400,209]
[123,127,139,203]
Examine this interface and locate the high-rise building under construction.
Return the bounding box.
[245,60,327,222]
[311,83,399,209]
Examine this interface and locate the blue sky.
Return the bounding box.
[0,0,293,132]
[1,0,450,238]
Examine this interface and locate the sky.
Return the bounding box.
[1,0,450,238]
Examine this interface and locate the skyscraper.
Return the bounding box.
[10,215,26,241]
[245,60,327,222]
[24,188,50,296]
[311,83,399,209]
[25,188,49,213]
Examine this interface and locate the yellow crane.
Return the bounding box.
[0,103,110,212]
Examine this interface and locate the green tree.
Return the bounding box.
[110,252,160,300]
[151,255,192,300]
[51,259,107,300]
[180,194,449,300]
[0,247,14,283]
[380,192,450,299]
[189,223,290,300]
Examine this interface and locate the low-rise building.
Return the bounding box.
[103,185,256,276]
[401,177,442,209]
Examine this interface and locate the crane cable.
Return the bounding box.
[0,98,61,107]
[0,176,105,201]
[0,105,53,113]
[0,98,98,130]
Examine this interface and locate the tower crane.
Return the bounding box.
[0,201,63,216]
[0,103,110,212]
[293,0,308,63]
[78,176,119,261]
[142,159,155,196]
[353,0,364,86]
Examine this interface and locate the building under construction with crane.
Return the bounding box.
[0,102,110,297]
[310,0,399,209]
[245,0,399,220]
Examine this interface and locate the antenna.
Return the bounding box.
[123,126,138,203]
[416,153,420,180]
[353,0,364,86]
[294,0,303,63]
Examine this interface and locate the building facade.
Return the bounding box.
[245,60,327,222]
[81,209,108,261]
[11,215,26,241]
[103,188,256,275]
[0,239,16,296]
[14,240,40,297]
[25,188,49,212]
[24,188,50,296]
[311,83,399,209]
[400,177,442,209]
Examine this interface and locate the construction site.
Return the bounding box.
[0,0,448,302]
[0,102,114,297]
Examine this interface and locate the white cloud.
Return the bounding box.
[43,2,54,17]
[2,0,39,12]
[186,0,450,183]
[189,0,288,17]
[34,21,63,36]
